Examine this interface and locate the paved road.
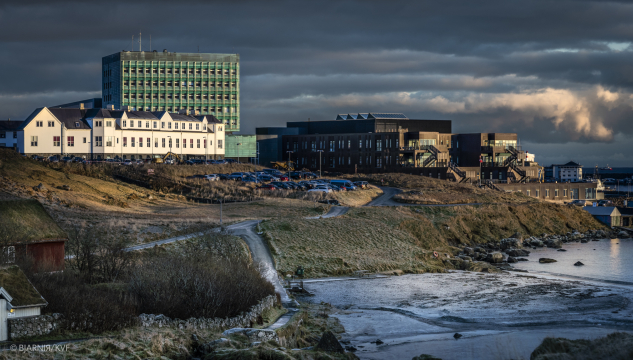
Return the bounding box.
[305,205,349,219]
[365,186,481,207]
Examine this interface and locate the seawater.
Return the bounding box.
[512,238,633,285]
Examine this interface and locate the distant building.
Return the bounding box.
[50,98,102,110]
[17,107,225,160]
[0,120,22,149]
[544,161,583,182]
[101,51,240,132]
[583,206,621,227]
[256,127,302,167]
[0,265,48,341]
[225,134,257,163]
[257,113,538,183]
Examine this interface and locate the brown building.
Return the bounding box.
[496,182,598,201]
[0,199,67,272]
[271,113,537,183]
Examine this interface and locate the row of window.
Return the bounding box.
[30,136,223,149]
[124,68,236,76]
[124,93,237,101]
[0,131,17,139]
[518,188,594,200]
[293,155,395,169]
[288,137,399,152]
[124,81,236,88]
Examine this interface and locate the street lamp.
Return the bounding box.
[167,135,172,163]
[316,150,324,177]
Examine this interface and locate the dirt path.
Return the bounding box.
[305,205,350,219]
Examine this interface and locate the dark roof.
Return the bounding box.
[199,114,221,124]
[169,113,201,122]
[0,265,47,307]
[0,120,24,131]
[126,111,159,120]
[617,207,633,216]
[583,206,620,216]
[562,161,581,167]
[46,108,91,129]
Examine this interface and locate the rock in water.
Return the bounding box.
[507,256,518,263]
[557,249,567,252]
[453,333,463,339]
[316,330,345,353]
[539,258,557,263]
[486,252,504,263]
[412,355,444,360]
[574,261,584,266]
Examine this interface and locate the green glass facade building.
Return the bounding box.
[102,51,240,132]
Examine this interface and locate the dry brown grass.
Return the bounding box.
[261,203,605,278]
[531,332,633,360]
[332,185,383,206]
[342,172,537,204]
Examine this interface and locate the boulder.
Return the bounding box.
[486,252,504,264]
[574,261,584,266]
[222,328,279,343]
[463,247,475,256]
[511,232,524,241]
[507,249,530,257]
[316,330,345,353]
[461,260,470,270]
[581,239,588,243]
[507,256,518,263]
[517,258,528,261]
[539,258,557,263]
[557,249,567,252]
[453,333,463,339]
[500,238,522,250]
[34,183,46,191]
[530,239,544,247]
[546,239,563,249]
[617,231,630,239]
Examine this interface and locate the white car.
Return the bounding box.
[204,174,219,181]
[307,188,332,193]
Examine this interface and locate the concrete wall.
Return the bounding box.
[497,182,598,200]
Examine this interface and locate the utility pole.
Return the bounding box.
[286,150,293,170]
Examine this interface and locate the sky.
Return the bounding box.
[1,0,632,167]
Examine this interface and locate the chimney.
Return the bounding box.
[122,105,131,111]
[79,103,84,110]
[194,110,200,116]
[178,109,189,115]
[107,104,115,110]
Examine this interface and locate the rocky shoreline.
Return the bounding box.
[450,228,632,272]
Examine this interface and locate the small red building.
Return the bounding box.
[1,199,67,271]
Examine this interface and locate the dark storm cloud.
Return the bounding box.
[1,0,633,164]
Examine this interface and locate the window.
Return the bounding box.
[95,136,102,147]
[123,137,127,147]
[162,138,166,148]
[67,136,74,147]
[536,190,540,197]
[555,189,559,197]
[30,136,38,146]
[218,140,223,149]
[0,132,4,139]
[106,136,113,147]
[182,122,185,129]
[176,139,179,148]
[183,139,187,148]
[162,122,165,129]
[155,138,158,148]
[196,124,200,130]
[175,123,179,129]
[106,121,112,127]
[131,137,135,147]
[53,136,60,147]
[83,137,86,143]
[147,138,151,148]
[190,139,193,148]
[376,157,382,168]
[197,139,201,148]
[545,189,550,198]
[36,121,43,127]
[138,121,142,128]
[564,189,568,197]
[48,121,54,127]
[376,140,382,151]
[146,121,150,128]
[168,138,172,148]
[585,188,596,200]
[130,120,134,128]
[526,190,530,196]
[329,140,335,152]
[189,123,193,130]
[153,121,158,129]
[168,122,172,129]
[123,120,127,127]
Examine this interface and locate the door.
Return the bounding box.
[0,299,7,341]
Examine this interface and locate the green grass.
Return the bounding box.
[0,265,46,306]
[0,200,67,242]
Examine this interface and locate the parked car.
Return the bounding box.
[218,173,230,180]
[598,200,614,207]
[123,159,133,166]
[204,174,219,181]
[242,176,259,183]
[256,184,278,190]
[228,172,247,181]
[298,181,315,189]
[31,155,46,161]
[330,179,356,190]
[278,175,289,181]
[215,159,227,164]
[354,181,369,189]
[286,181,305,190]
[307,188,332,193]
[569,199,592,206]
[48,156,59,163]
[225,159,239,164]
[72,157,84,163]
[270,181,291,189]
[257,174,275,182]
[60,156,73,163]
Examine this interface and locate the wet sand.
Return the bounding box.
[302,271,633,359]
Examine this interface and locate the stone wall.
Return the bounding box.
[9,313,63,340]
[138,295,278,332]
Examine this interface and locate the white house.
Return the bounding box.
[556,161,583,182]
[0,265,48,341]
[18,106,225,160]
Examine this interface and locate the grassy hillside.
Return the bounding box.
[261,203,605,278]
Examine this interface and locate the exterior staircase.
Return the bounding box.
[504,146,529,183]
[422,145,439,167]
[448,162,469,183]
[483,180,503,191]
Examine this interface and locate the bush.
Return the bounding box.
[28,271,139,333]
[128,253,274,319]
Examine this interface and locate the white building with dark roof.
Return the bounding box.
[17,106,225,160]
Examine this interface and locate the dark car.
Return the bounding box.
[218,173,230,180]
[47,156,59,163]
[256,184,278,190]
[298,181,314,189]
[270,181,291,189]
[286,181,305,190]
[354,181,369,189]
[61,156,73,163]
